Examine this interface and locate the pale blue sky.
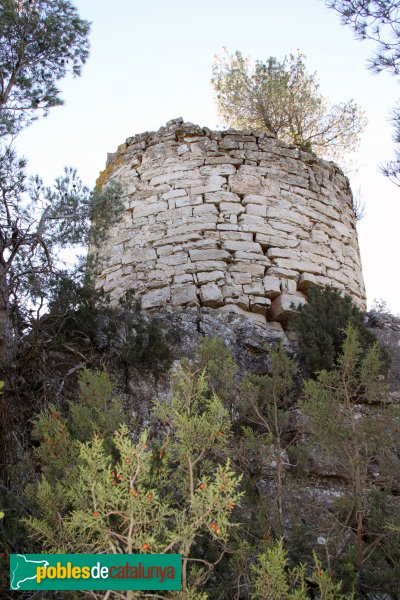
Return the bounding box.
[15,0,400,313]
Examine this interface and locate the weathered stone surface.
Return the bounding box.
[263,275,281,299]
[170,284,198,306]
[269,292,307,323]
[229,171,263,195]
[199,283,224,307]
[189,249,230,262]
[94,119,366,323]
[141,287,171,309]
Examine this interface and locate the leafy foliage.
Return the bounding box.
[211,51,366,161]
[289,285,385,375]
[0,0,90,137]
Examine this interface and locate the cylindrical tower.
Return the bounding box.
[93,118,366,323]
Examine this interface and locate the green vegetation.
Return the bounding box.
[325,0,400,185]
[239,344,297,529]
[252,539,349,599]
[24,365,243,597]
[301,325,399,592]
[289,285,385,375]
[3,323,395,598]
[211,51,365,161]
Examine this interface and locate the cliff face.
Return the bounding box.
[94,118,366,324]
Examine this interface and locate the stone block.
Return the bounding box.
[193,203,218,216]
[229,172,263,195]
[204,191,241,204]
[175,194,202,207]
[250,296,272,315]
[297,272,318,292]
[223,240,262,253]
[189,249,230,262]
[171,284,198,306]
[230,262,265,277]
[196,271,225,284]
[191,175,225,194]
[141,287,170,309]
[174,273,194,284]
[200,164,237,176]
[242,194,268,205]
[246,203,267,217]
[243,282,265,295]
[263,275,281,298]
[274,258,324,276]
[219,202,245,215]
[269,293,307,323]
[199,283,224,307]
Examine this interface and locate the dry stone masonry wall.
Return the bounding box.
[94,118,366,324]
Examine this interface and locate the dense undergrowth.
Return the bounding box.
[0,285,399,599]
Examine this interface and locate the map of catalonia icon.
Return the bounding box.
[11,554,50,590]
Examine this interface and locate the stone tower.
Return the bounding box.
[93,118,366,324]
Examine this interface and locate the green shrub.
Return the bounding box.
[289,285,385,375]
[43,280,175,374]
[24,363,243,597]
[195,337,237,404]
[30,369,125,485]
[251,538,349,599]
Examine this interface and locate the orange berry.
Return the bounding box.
[147,493,153,500]
[134,491,139,498]
[199,483,205,490]
[93,511,100,519]
[142,543,150,551]
[216,431,222,437]
[211,522,217,530]
[144,443,149,449]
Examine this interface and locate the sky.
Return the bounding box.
[15,0,400,314]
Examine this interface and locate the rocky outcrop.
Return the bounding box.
[94,118,366,324]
